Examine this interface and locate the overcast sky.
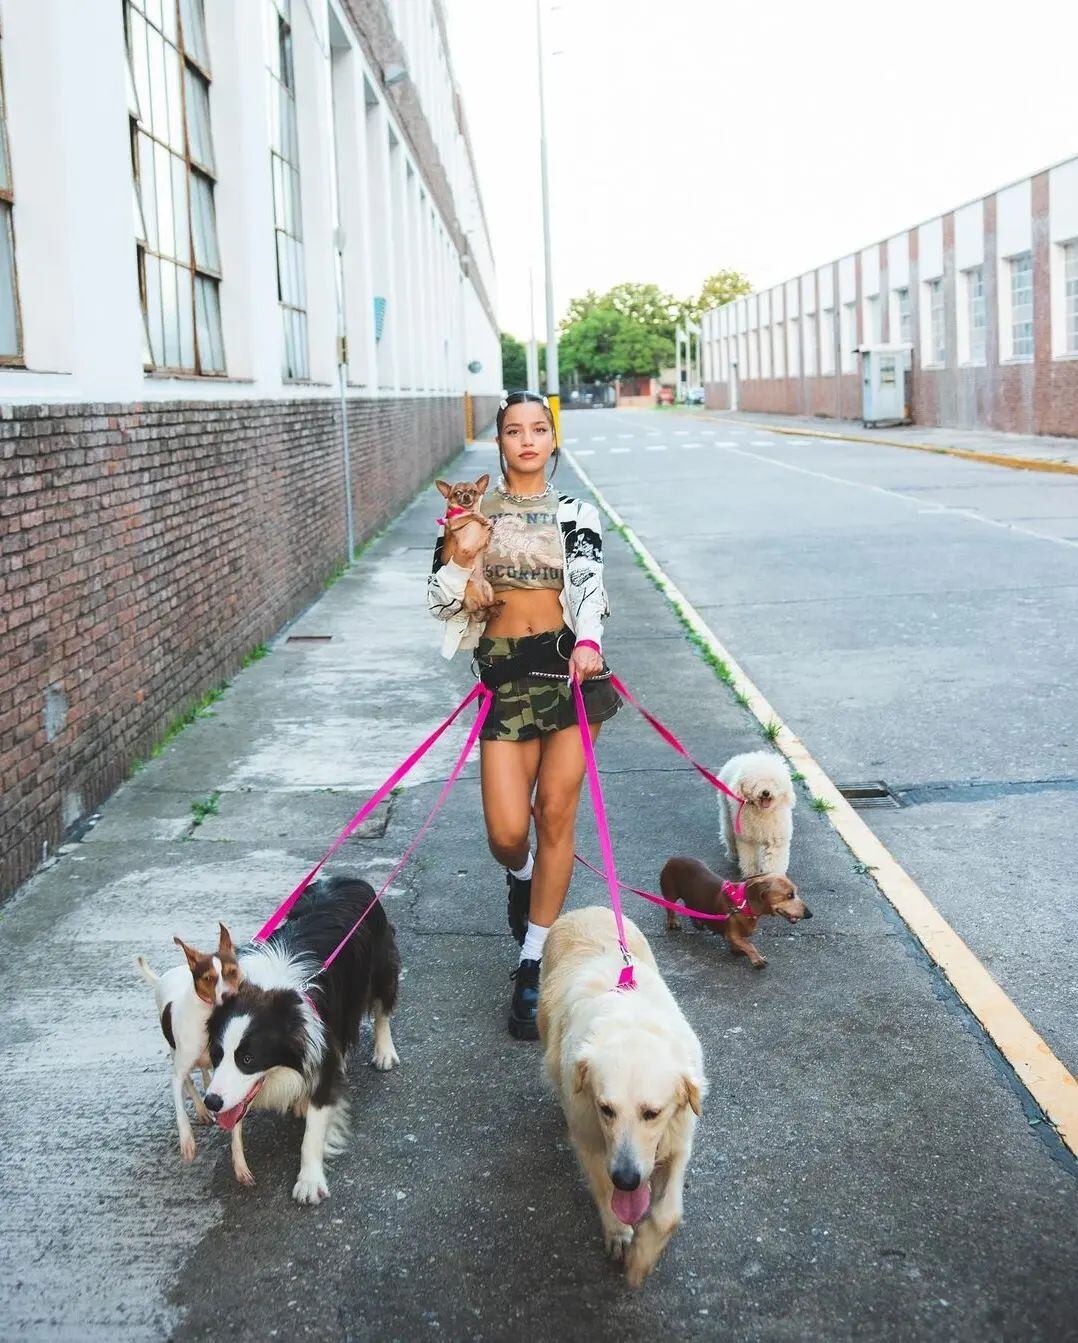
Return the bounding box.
[444,0,1078,343]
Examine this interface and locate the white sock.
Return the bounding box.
[509,851,534,881]
[520,921,550,964]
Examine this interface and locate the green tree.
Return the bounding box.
[691,270,752,321]
[500,332,526,389]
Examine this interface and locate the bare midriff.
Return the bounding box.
[483,587,564,639]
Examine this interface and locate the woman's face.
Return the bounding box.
[499,403,555,474]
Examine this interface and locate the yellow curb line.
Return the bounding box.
[564,446,1078,1156]
[716,416,1078,478]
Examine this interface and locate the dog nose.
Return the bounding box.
[761,790,771,800]
[802,906,813,919]
[204,1093,223,1113]
[611,1163,641,1192]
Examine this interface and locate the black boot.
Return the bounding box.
[508,958,541,1040]
[506,870,531,947]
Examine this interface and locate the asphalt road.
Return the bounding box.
[0,427,1074,1341]
[562,406,1078,1077]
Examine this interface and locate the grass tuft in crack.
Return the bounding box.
[762,718,782,743]
[811,796,836,814]
[190,791,221,828]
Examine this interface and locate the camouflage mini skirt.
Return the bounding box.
[475,627,621,743]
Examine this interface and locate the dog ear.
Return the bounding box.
[434,479,452,499]
[572,1058,590,1095]
[217,923,235,957]
[679,1074,703,1117]
[174,937,200,973]
[475,473,490,494]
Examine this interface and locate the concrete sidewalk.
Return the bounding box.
[0,445,1074,1341]
[700,408,1078,471]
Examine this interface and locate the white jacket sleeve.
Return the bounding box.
[426,533,472,621]
[564,500,609,649]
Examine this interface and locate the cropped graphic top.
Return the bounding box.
[480,488,563,591]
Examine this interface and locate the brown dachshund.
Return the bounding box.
[660,857,811,969]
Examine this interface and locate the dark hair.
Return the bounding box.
[495,390,559,481]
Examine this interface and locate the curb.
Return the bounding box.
[712,416,1078,478]
[563,445,1078,1158]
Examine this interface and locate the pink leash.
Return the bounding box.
[608,674,746,834]
[573,852,750,923]
[254,684,492,946]
[572,677,637,991]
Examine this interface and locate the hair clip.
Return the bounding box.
[499,397,509,410]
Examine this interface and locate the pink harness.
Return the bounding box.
[572,854,751,922]
[436,505,471,526]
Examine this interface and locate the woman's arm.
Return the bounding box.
[425,518,491,622]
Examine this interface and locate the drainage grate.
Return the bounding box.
[286,635,333,644]
[836,781,903,810]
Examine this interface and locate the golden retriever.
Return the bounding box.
[537,907,707,1287]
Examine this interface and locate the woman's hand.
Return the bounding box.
[568,643,603,682]
[449,514,492,566]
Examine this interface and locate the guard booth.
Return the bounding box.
[859,345,912,428]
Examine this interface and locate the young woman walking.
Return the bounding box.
[427,391,619,1039]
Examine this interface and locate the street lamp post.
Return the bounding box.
[536,0,560,437]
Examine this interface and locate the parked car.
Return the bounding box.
[686,385,706,405]
[656,386,675,405]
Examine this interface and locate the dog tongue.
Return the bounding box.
[214,1102,246,1133]
[611,1184,651,1225]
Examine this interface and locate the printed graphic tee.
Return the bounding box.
[481,490,563,591]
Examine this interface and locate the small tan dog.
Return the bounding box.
[660,857,811,969]
[434,473,500,618]
[538,907,706,1288]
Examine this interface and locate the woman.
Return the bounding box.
[427,390,619,1039]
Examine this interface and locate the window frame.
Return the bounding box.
[126,0,226,377]
[962,266,986,365]
[1008,252,1034,361]
[0,14,23,366]
[925,278,946,366]
[267,0,310,381]
[1065,241,1078,356]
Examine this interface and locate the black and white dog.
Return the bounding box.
[204,877,401,1204]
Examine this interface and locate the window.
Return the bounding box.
[1009,253,1033,359]
[841,301,857,371]
[0,17,20,361]
[819,308,834,374]
[267,0,309,379]
[1066,242,1078,355]
[927,279,945,364]
[803,313,816,375]
[759,324,771,378]
[787,316,799,376]
[773,320,785,377]
[126,0,224,374]
[894,287,911,343]
[965,266,985,363]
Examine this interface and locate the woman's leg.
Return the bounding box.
[480,738,541,869]
[529,722,601,928]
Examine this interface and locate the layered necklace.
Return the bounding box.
[495,477,553,505]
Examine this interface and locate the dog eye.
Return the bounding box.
[239,1051,253,1069]
[599,1103,616,1120]
[641,1108,661,1122]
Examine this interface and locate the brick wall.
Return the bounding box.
[0,393,465,899]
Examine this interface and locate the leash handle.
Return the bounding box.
[573,676,636,990]
[609,674,747,834]
[320,688,493,971]
[254,683,490,943]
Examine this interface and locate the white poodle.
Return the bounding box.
[717,751,796,877]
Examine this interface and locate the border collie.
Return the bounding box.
[204,877,401,1204]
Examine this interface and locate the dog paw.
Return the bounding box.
[371,1044,400,1072]
[292,1170,330,1205]
[604,1227,633,1260]
[193,1106,212,1126]
[625,1246,655,1289]
[750,957,768,970]
[233,1163,256,1187]
[179,1133,197,1163]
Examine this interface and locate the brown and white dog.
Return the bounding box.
[434,473,500,619]
[136,924,241,1161]
[660,857,811,969]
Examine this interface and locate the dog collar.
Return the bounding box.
[721,880,752,917]
[437,505,470,525]
[300,989,321,1020]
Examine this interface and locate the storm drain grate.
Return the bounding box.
[835,781,904,810]
[286,635,333,644]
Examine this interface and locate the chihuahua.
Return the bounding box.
[136,924,242,1160]
[660,857,811,969]
[435,473,501,618]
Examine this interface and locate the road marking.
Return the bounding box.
[591,435,607,441]
[611,447,632,454]
[683,443,703,449]
[674,430,689,435]
[712,442,1078,552]
[563,437,578,444]
[702,429,717,435]
[750,439,776,445]
[645,444,668,452]
[563,444,1078,1156]
[731,418,1078,478]
[618,433,633,438]
[573,448,594,456]
[716,439,738,446]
